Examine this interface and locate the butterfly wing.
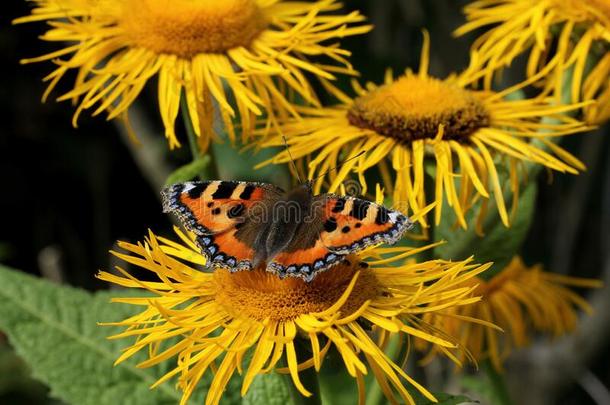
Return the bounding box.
[267,219,345,282]
[267,194,411,281]
[162,180,283,270]
[317,195,412,254]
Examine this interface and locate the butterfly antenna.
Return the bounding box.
[282,134,303,184]
[310,150,366,182]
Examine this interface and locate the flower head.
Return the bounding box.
[457,0,610,123]
[14,0,371,149]
[416,256,603,371]
[258,33,590,231]
[98,227,492,405]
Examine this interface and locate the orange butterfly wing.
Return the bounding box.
[162,181,283,270]
[318,195,412,254]
[267,194,411,281]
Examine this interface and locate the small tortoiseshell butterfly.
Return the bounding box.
[162,181,412,281]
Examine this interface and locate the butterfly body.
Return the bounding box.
[162,180,412,281]
[251,183,314,268]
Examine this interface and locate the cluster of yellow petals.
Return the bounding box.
[458,0,610,124]
[416,256,603,371]
[97,228,493,405]
[14,0,371,149]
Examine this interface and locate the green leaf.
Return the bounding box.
[165,155,211,184]
[433,179,537,278]
[242,373,292,405]
[461,361,511,405]
[0,265,182,405]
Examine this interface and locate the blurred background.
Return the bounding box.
[1,0,609,404]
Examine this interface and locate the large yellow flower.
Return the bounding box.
[456,0,610,124]
[97,227,492,405]
[258,34,590,232]
[14,0,371,149]
[416,256,602,371]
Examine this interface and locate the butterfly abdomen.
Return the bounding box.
[260,185,315,264]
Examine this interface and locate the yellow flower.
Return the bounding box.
[456,0,610,124]
[97,227,492,405]
[14,0,371,149]
[416,256,603,371]
[258,33,590,232]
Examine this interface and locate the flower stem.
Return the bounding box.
[179,92,219,179]
[482,359,512,405]
[179,93,201,162]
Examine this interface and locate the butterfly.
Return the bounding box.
[162,180,412,282]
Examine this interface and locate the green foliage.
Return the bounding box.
[318,347,361,404]
[0,265,182,405]
[434,180,537,278]
[461,361,512,405]
[242,373,292,405]
[165,155,211,184]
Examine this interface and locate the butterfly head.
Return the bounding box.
[302,179,314,193]
[286,180,314,203]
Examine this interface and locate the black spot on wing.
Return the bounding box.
[212,182,237,199]
[228,204,245,218]
[350,199,369,220]
[331,198,345,213]
[240,184,256,200]
[212,207,221,215]
[341,226,350,233]
[188,183,208,199]
[375,206,390,225]
[324,217,337,233]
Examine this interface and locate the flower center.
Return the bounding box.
[121,0,268,57]
[213,260,379,322]
[347,75,490,143]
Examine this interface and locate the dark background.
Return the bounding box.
[2,1,609,404]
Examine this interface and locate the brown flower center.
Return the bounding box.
[213,260,379,322]
[121,0,268,57]
[347,75,490,144]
